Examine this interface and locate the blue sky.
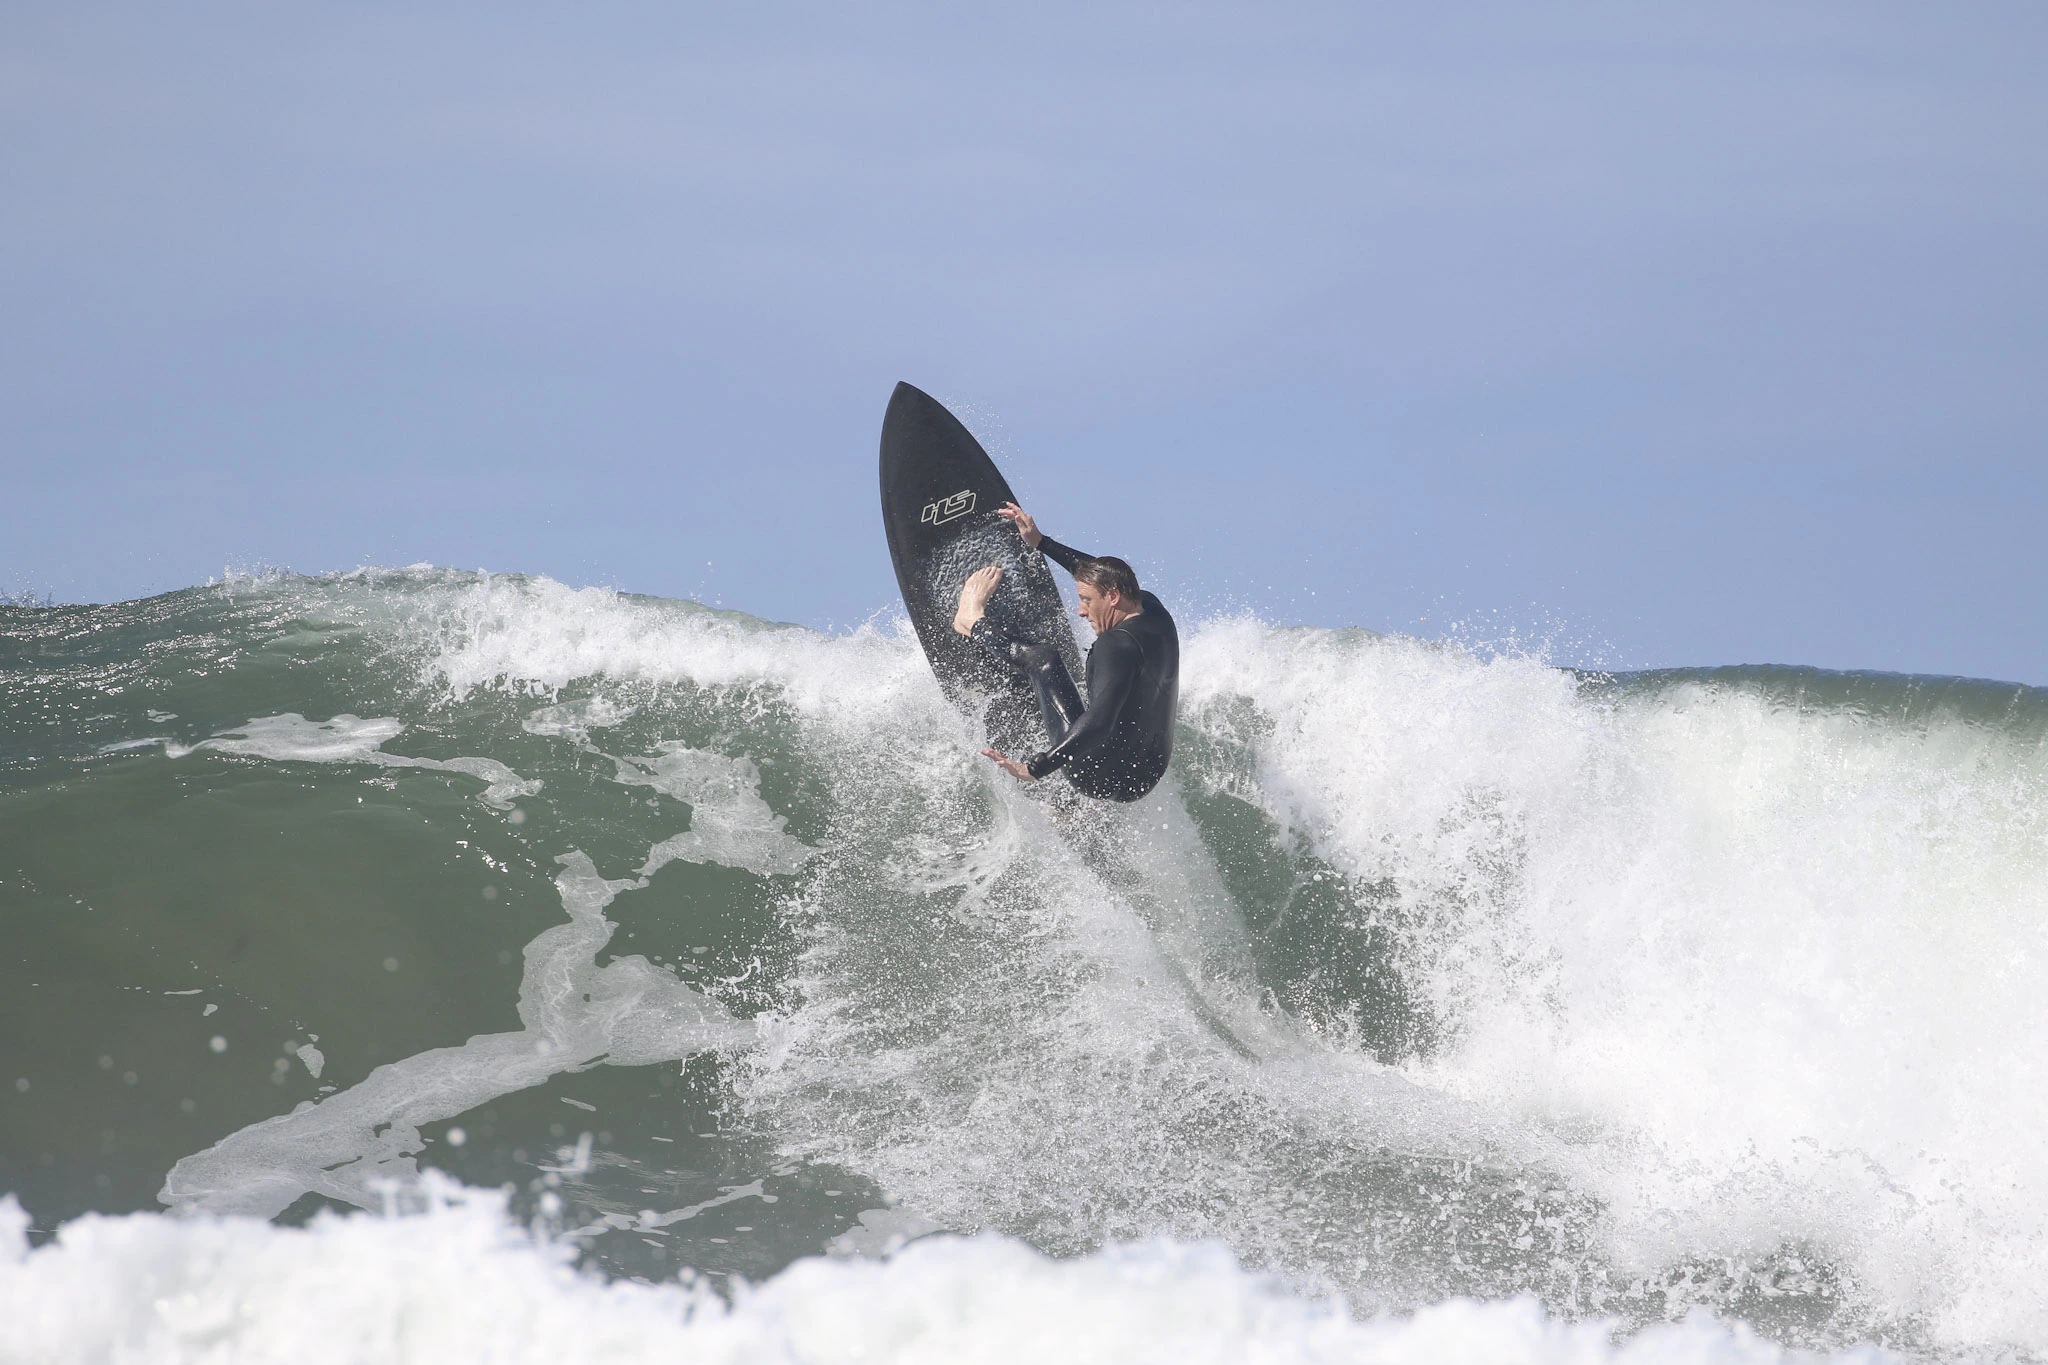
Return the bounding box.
[4,3,2044,681]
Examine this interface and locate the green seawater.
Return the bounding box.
[1,574,864,1284]
[6,569,2048,1356]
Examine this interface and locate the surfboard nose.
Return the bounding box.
[881,382,972,473]
[884,380,941,429]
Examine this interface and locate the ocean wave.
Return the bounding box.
[4,568,2046,1357]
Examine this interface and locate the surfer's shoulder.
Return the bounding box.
[1134,591,1173,634]
[1094,623,1145,657]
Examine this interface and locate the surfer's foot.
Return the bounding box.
[953,565,1003,636]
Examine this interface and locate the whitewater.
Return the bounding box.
[3,567,2044,1362]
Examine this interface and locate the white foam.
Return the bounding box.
[521,696,817,876]
[175,712,542,808]
[611,743,815,878]
[160,854,753,1219]
[629,1179,774,1233]
[0,1180,1887,1365]
[521,696,636,741]
[1179,619,2048,1347]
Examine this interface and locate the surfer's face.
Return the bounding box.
[1075,582,1123,636]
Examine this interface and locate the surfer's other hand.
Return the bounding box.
[981,747,1035,781]
[996,502,1042,549]
[952,565,1004,636]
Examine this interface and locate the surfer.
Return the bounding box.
[950,502,1179,802]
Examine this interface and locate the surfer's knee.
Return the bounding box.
[1016,640,1063,673]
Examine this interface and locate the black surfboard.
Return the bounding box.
[879,382,1083,756]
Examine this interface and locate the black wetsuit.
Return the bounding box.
[969,535,1179,803]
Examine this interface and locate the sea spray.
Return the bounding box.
[4,570,2046,1356]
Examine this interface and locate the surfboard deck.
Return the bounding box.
[879,382,1084,758]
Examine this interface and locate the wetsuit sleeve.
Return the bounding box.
[1036,535,1092,576]
[1027,630,1140,779]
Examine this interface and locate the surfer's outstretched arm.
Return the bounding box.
[1036,536,1091,577]
[998,503,1094,576]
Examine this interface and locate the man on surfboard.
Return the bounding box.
[951,502,1179,803]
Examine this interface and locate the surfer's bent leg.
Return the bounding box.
[969,619,1086,745]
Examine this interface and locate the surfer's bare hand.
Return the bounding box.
[981,747,1035,782]
[952,565,1004,636]
[996,503,1042,550]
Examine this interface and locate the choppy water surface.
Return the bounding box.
[3,569,2045,1361]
